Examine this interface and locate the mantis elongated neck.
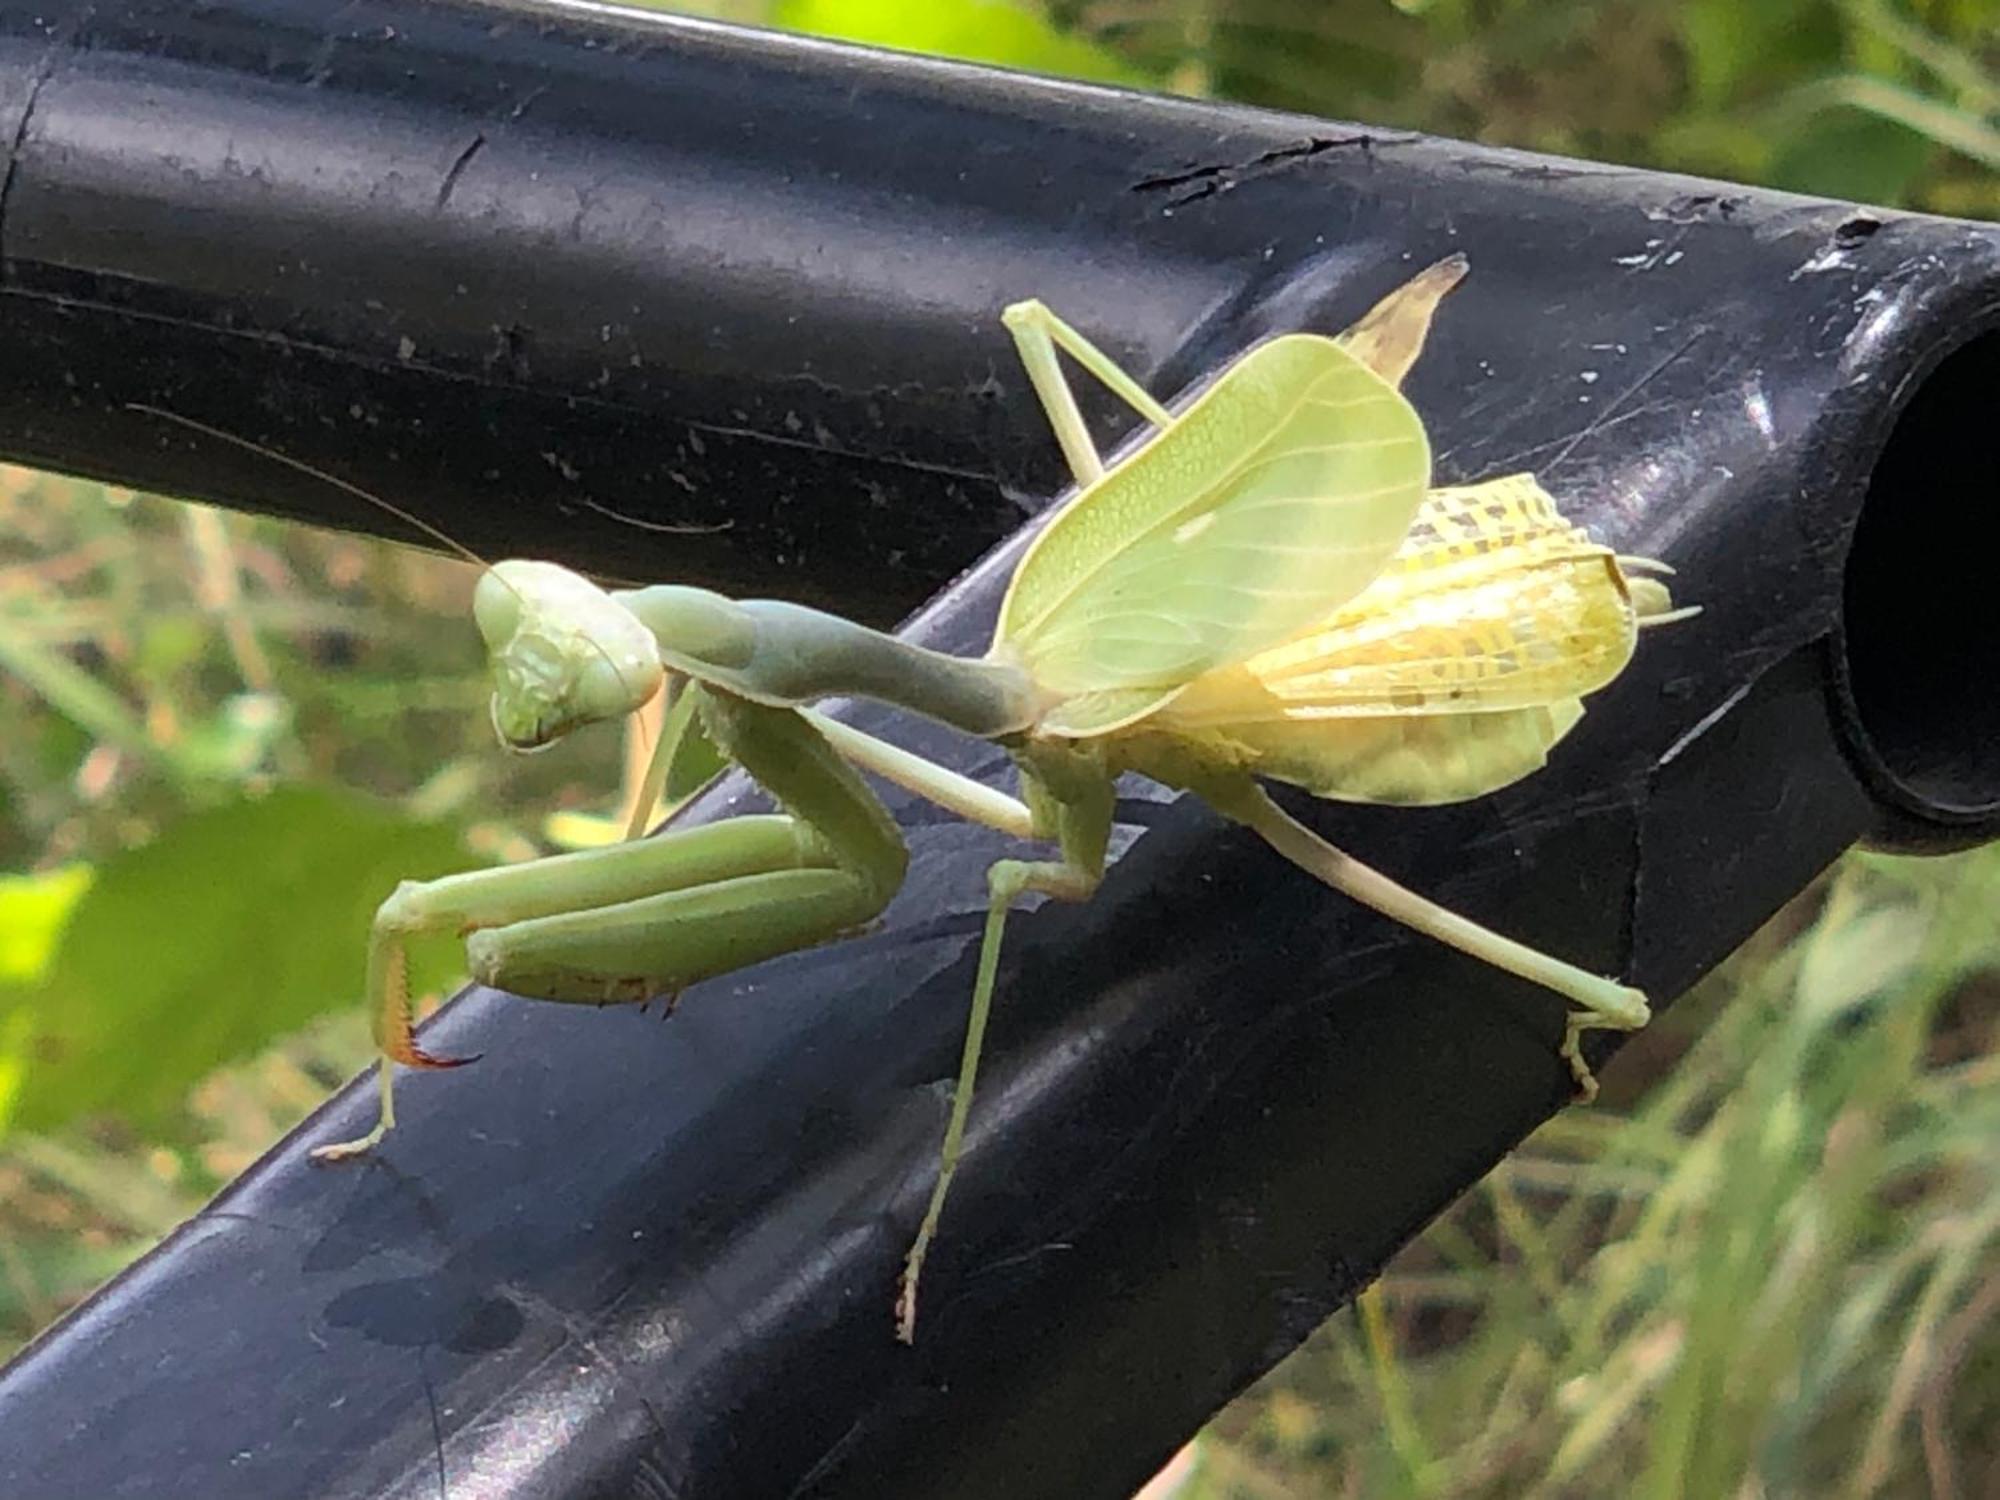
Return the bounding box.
[613,585,1038,739]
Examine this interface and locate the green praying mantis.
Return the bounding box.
[165,255,1690,1341]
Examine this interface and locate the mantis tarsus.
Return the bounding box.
[166,256,1689,1342]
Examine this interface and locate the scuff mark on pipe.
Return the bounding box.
[0,17,66,270]
[1130,133,1416,210]
[436,130,488,212]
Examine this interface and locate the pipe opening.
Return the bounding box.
[1839,328,2000,820]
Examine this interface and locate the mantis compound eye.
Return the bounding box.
[472,566,527,651]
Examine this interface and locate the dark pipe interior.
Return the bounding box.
[1839,328,2000,821]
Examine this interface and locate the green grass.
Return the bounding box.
[1191,848,2000,1497]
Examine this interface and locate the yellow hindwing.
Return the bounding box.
[1121,475,1669,805]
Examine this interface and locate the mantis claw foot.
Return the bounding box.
[310,1126,387,1164]
[893,1266,920,1345]
[1560,1017,1602,1104]
[308,1059,401,1163]
[1559,984,1649,1105]
[394,1043,480,1070]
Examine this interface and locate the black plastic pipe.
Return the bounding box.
[3,3,1999,1498]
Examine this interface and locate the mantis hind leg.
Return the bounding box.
[313,690,907,1162]
[1213,779,1650,1102]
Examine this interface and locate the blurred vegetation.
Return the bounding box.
[1194,851,2000,1498]
[0,0,1995,1494]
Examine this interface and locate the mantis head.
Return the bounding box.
[474,560,665,748]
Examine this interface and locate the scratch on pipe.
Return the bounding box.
[1542,328,1708,479]
[495,1280,673,1446]
[1482,326,1707,482]
[436,132,488,212]
[1622,667,1763,979]
[419,1346,450,1500]
[1130,134,1415,210]
[579,496,733,535]
[787,1414,872,1499]
[0,24,67,257]
[1654,672,1759,772]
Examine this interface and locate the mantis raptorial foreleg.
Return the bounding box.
[620,674,703,842]
[311,687,909,1161]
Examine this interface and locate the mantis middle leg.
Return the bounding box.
[1001,298,1172,488]
[311,687,908,1161]
[894,753,1115,1342]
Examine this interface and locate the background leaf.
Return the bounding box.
[1768,102,1939,201]
[773,0,1143,83]
[0,787,472,1135]
[0,866,92,985]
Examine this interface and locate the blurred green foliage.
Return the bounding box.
[666,0,2000,216]
[0,0,1995,1492]
[0,788,468,1135]
[0,477,620,1350]
[1196,850,2000,1498]
[772,0,1148,82]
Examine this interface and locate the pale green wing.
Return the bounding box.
[994,334,1430,707]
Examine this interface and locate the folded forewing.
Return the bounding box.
[996,335,1430,701]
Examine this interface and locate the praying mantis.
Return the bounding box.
[226,255,1687,1341]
